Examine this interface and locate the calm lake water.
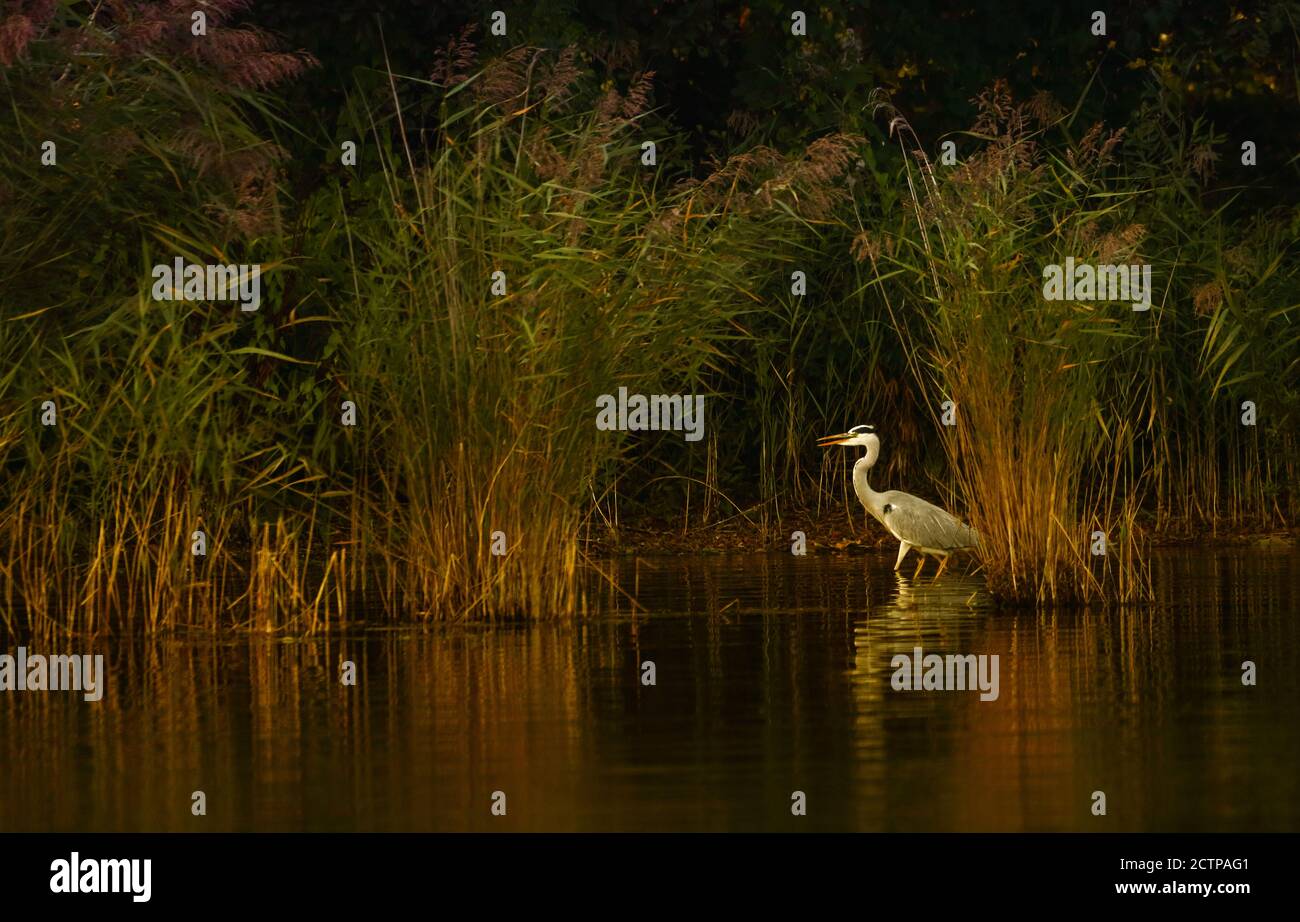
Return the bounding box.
[2,547,1297,832]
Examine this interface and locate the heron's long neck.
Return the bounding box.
[853,450,887,520]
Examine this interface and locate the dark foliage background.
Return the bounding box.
[255,0,1300,207]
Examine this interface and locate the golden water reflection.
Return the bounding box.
[1,548,1296,831]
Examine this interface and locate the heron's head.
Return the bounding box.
[817,424,878,449]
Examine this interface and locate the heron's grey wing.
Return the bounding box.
[880,491,980,551]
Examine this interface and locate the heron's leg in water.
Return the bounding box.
[933,555,950,580]
[894,541,912,571]
[912,555,925,579]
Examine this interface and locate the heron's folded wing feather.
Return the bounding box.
[881,492,980,550]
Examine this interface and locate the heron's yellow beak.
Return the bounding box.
[817,432,853,447]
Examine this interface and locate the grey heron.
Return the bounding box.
[818,424,980,579]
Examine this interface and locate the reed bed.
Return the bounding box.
[860,86,1156,601]
[330,46,863,619]
[856,84,1297,602]
[1,19,858,632]
[0,8,1294,628]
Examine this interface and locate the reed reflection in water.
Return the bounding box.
[1,547,1295,831]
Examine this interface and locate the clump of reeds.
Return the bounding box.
[865,84,1152,603]
[0,2,333,636]
[0,16,867,633]
[331,38,865,619]
[1119,100,1300,533]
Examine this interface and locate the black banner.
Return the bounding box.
[0,833,1278,908]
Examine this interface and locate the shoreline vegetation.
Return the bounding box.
[590,513,1300,555]
[1,7,1296,634]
